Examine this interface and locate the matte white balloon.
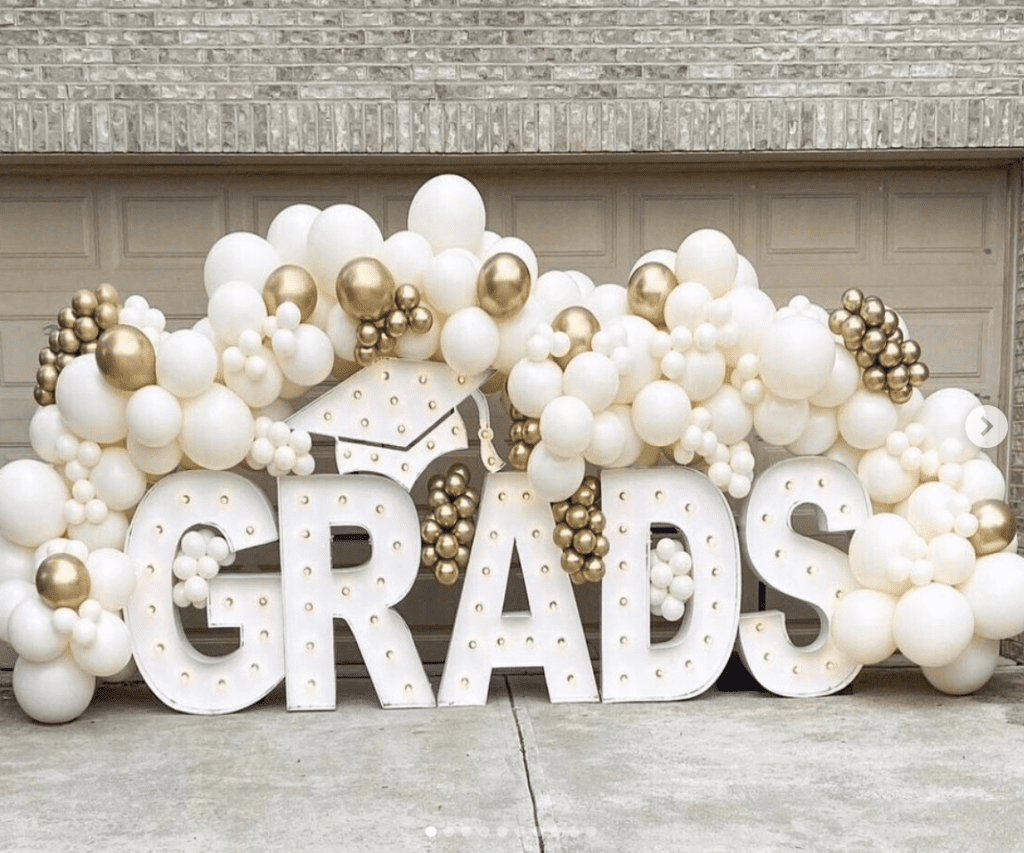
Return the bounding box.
[808,346,860,408]
[719,287,776,367]
[8,596,69,662]
[958,551,1024,640]
[440,307,500,376]
[753,392,809,446]
[12,649,95,724]
[534,270,582,314]
[326,304,359,361]
[71,610,133,677]
[838,389,898,451]
[893,583,974,668]
[610,315,662,404]
[276,324,334,387]
[959,458,1006,503]
[379,230,435,287]
[266,203,320,266]
[506,358,564,418]
[680,349,726,402]
[540,396,595,458]
[29,406,70,464]
[915,387,983,462]
[85,548,137,612]
[68,512,129,552]
[606,405,646,469]
[848,513,916,595]
[831,588,898,665]
[126,385,183,448]
[526,442,585,502]
[562,351,619,413]
[55,355,130,445]
[179,384,256,471]
[422,248,481,315]
[922,635,1000,695]
[407,174,486,254]
[127,436,183,477]
[905,481,959,541]
[306,204,384,292]
[0,536,34,585]
[91,447,147,512]
[675,229,738,297]
[664,281,712,332]
[583,283,630,325]
[631,380,691,447]
[223,345,284,409]
[703,385,753,446]
[394,310,442,360]
[0,579,36,642]
[927,533,977,586]
[732,254,760,289]
[203,232,281,297]
[156,330,219,399]
[0,460,69,548]
[584,410,627,466]
[758,314,835,401]
[856,446,919,505]
[207,280,268,347]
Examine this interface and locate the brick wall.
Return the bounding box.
[2,1,1024,153]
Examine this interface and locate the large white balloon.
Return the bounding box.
[680,349,726,402]
[848,513,917,595]
[68,512,129,552]
[808,346,860,409]
[719,287,776,367]
[703,385,753,446]
[606,405,646,469]
[675,229,738,297]
[857,446,919,505]
[207,280,268,345]
[506,358,564,419]
[905,481,959,541]
[786,405,839,457]
[126,385,183,448]
[29,406,70,464]
[407,174,486,254]
[959,458,1007,504]
[306,204,384,292]
[831,588,898,665]
[91,447,147,512]
[610,315,661,404]
[0,579,36,641]
[86,548,136,612]
[379,230,434,287]
[71,610,133,678]
[12,650,95,724]
[893,583,974,668]
[266,203,320,266]
[915,387,982,462]
[326,304,359,361]
[223,344,283,409]
[922,635,1000,695]
[440,307,500,376]
[494,296,550,375]
[0,535,34,585]
[927,533,977,586]
[562,351,619,413]
[837,389,898,451]
[584,409,627,466]
[55,355,130,445]
[732,254,760,289]
[540,396,595,458]
[203,232,281,297]
[631,380,691,447]
[584,284,629,325]
[422,248,481,316]
[276,324,334,387]
[8,595,69,662]
[533,270,583,315]
[179,384,256,471]
[526,442,585,502]
[0,460,69,548]
[156,330,219,399]
[663,281,712,332]
[126,436,183,477]
[958,551,1024,640]
[753,393,808,446]
[758,314,835,401]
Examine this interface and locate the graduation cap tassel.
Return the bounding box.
[470,390,506,474]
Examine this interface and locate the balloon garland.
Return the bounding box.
[0,171,1022,724]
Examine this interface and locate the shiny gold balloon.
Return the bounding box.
[840,314,866,343]
[841,288,864,313]
[565,504,590,530]
[428,488,450,510]
[886,364,910,390]
[464,486,480,507]
[336,257,396,321]
[878,341,903,369]
[522,419,541,446]
[385,309,409,339]
[969,500,1018,557]
[36,553,91,610]
[863,365,887,393]
[34,387,55,407]
[627,262,676,328]
[36,364,59,392]
[444,472,468,497]
[477,252,532,319]
[560,548,584,574]
[94,302,119,330]
[57,328,80,354]
[455,545,471,570]
[376,330,396,355]
[408,305,433,334]
[551,500,570,523]
[888,385,914,404]
[553,522,575,550]
[859,296,885,326]
[573,486,596,508]
[56,352,75,370]
[901,340,922,365]
[583,475,599,493]
[94,283,120,305]
[510,420,524,442]
[435,560,460,587]
[421,545,439,568]
[435,502,459,530]
[582,557,606,583]
[74,315,100,343]
[887,327,904,346]
[908,361,930,387]
[588,509,606,534]
[508,441,531,471]
[264,265,319,322]
[453,518,475,546]
[354,345,378,367]
[569,570,587,586]
[58,307,76,329]
[395,283,420,312]
[828,308,850,336]
[593,535,610,558]
[454,494,477,519]
[427,474,446,492]
[80,341,98,355]
[573,528,597,555]
[435,532,459,560]
[551,305,601,369]
[95,324,157,391]
[855,349,877,369]
[39,347,58,367]
[71,289,98,317]
[881,309,899,336]
[356,322,380,347]
[420,518,441,544]
[861,328,887,356]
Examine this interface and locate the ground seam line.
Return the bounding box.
[505,676,546,853]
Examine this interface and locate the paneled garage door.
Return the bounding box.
[0,162,1014,671]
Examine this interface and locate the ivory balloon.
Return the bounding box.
[958,551,1024,640]
[0,535,33,585]
[179,384,256,471]
[157,329,220,400]
[85,548,136,612]
[584,284,630,325]
[306,204,384,293]
[663,281,712,332]
[675,229,738,297]
[127,436,183,477]
[927,533,977,586]
[915,387,982,462]
[893,583,974,668]
[630,249,676,275]
[90,447,147,512]
[440,307,500,376]
[126,385,183,448]
[786,405,840,457]
[276,324,335,387]
[266,203,320,266]
[407,174,486,254]
[848,513,917,595]
[203,232,282,297]
[0,460,69,548]
[534,270,584,315]
[379,230,434,288]
[422,248,481,316]
[562,351,618,413]
[758,314,836,401]
[71,610,133,678]
[922,635,1000,695]
[526,441,585,502]
[67,512,129,552]
[95,325,157,392]
[584,409,627,466]
[631,380,691,447]
[610,315,662,404]
[7,596,69,662]
[703,385,753,446]
[540,396,595,458]
[831,588,898,664]
[493,297,551,375]
[959,459,1007,504]
[837,389,898,450]
[905,481,959,541]
[394,310,442,360]
[606,404,646,469]
[856,446,919,505]
[680,349,726,402]
[753,393,809,446]
[732,254,760,289]
[808,346,860,408]
[719,287,777,367]
[12,650,96,724]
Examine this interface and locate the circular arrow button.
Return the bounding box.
[965,405,1008,449]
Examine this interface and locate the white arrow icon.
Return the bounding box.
[965,406,1008,449]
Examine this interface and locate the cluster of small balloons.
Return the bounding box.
[829,288,929,404]
[247,418,315,478]
[648,537,695,622]
[551,476,608,585]
[171,528,235,610]
[36,284,121,406]
[419,464,480,586]
[506,404,542,472]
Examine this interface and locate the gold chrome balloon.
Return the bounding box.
[58,307,76,329]
[841,288,864,313]
[861,328,887,355]
[859,296,885,326]
[453,518,475,546]
[573,528,596,555]
[573,484,596,507]
[969,500,1018,556]
[355,345,378,367]
[385,309,409,339]
[560,549,584,574]
[36,553,91,610]
[908,361,930,387]
[264,264,319,322]
[80,341,98,355]
[888,385,914,404]
[901,340,922,365]
[565,504,590,530]
[421,545,439,568]
[74,316,100,343]
[881,309,899,336]
[627,262,676,328]
[95,324,156,391]
[435,532,459,560]
[878,341,903,369]
[455,546,471,570]
[71,289,98,317]
[828,308,850,335]
[56,352,75,370]
[553,522,575,550]
[420,518,441,544]
[551,305,601,368]
[454,494,476,519]
[395,284,420,312]
[551,500,570,523]
[34,387,55,407]
[356,322,380,347]
[435,502,459,530]
[510,421,524,443]
[57,328,81,354]
[593,535,610,557]
[862,366,887,392]
[336,257,396,321]
[376,330,396,355]
[477,252,532,320]
[36,364,58,392]
[94,283,120,305]
[840,314,866,345]
[522,419,541,446]
[94,302,120,330]
[886,364,910,390]
[445,471,468,496]
[588,509,606,534]
[435,560,460,586]
[408,305,433,334]
[855,349,877,369]
[582,557,606,583]
[887,327,903,346]
[508,441,531,471]
[39,347,58,367]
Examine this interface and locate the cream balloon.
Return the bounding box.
[67,512,129,552]
[85,548,136,612]
[526,441,585,502]
[808,346,860,409]
[379,230,435,288]
[422,248,481,316]
[179,384,256,471]
[848,513,917,595]
[540,396,595,458]
[914,387,983,462]
[831,588,898,665]
[157,329,219,399]
[207,280,268,345]
[439,307,500,376]
[126,436,183,477]
[126,385,183,448]
[753,393,809,446]
[407,174,486,254]
[758,314,836,401]
[631,380,691,447]
[306,204,384,293]
[856,446,919,505]
[90,447,147,512]
[837,389,898,451]
[719,287,777,367]
[922,635,1000,695]
[55,355,130,445]
[562,351,619,413]
[584,409,627,467]
[266,203,320,266]
[675,228,738,297]
[70,610,133,678]
[0,535,34,585]
[12,650,95,724]
[0,460,69,548]
[703,385,753,446]
[506,358,564,419]
[893,583,974,668]
[203,232,282,297]
[583,284,630,325]
[276,324,335,387]
[958,551,1024,640]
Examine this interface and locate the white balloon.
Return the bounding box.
[905,481,959,541]
[276,324,334,387]
[407,174,486,254]
[507,358,563,418]
[831,588,898,664]
[732,254,759,289]
[481,237,538,287]
[126,385,183,448]
[825,436,865,472]
[394,309,442,360]
[12,649,95,724]
[562,351,619,413]
[179,384,256,471]
[156,330,219,399]
[440,307,500,376]
[71,610,133,677]
[0,460,69,548]
[758,314,835,401]
[126,436,182,477]
[680,349,726,402]
[8,596,68,662]
[422,248,481,315]
[927,533,977,586]
[203,232,281,297]
[55,355,130,445]
[857,446,919,505]
[753,392,808,446]
[786,405,839,457]
[540,396,595,458]
[565,270,595,298]
[837,389,898,451]
[91,447,147,512]
[526,442,585,502]
[584,284,629,325]
[894,387,925,428]
[915,387,983,462]
[719,287,776,367]
[0,579,36,642]
[630,249,676,275]
[494,296,551,375]
[808,346,860,408]
[326,304,359,360]
[663,281,712,332]
[893,583,974,668]
[306,204,384,292]
[207,280,268,346]
[703,385,753,446]
[959,458,1006,503]
[85,548,136,612]
[266,203,320,266]
[610,316,662,404]
[675,228,738,297]
[0,535,34,585]
[379,230,435,287]
[922,635,1000,695]
[848,513,917,595]
[584,410,627,466]
[68,512,129,552]
[606,404,646,469]
[223,345,284,409]
[534,270,582,314]
[958,552,1024,640]
[631,380,691,447]
[29,406,71,464]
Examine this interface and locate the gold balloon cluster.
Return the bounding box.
[36,552,91,610]
[264,264,318,322]
[477,253,531,320]
[420,464,481,586]
[828,288,929,404]
[969,499,1018,557]
[551,305,601,369]
[507,404,541,472]
[337,257,433,367]
[36,284,121,406]
[628,262,677,329]
[96,324,157,392]
[551,476,608,585]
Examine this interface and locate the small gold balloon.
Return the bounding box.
[888,385,914,404]
[71,288,98,317]
[453,518,475,546]
[385,309,409,339]
[908,361,930,387]
[36,553,91,610]
[436,532,460,560]
[36,364,59,392]
[355,345,378,367]
[57,328,81,354]
[878,341,903,369]
[454,494,477,519]
[569,570,587,586]
[58,307,76,329]
[421,518,442,544]
[427,475,446,492]
[94,302,119,330]
[522,419,541,446]
[863,365,887,393]
[551,500,570,523]
[428,488,450,510]
[553,522,575,550]
[861,328,887,356]
[435,502,459,529]
[881,309,899,336]
[886,364,910,390]
[39,347,58,367]
[840,314,866,343]
[48,330,61,352]
[56,352,75,370]
[551,305,601,369]
[561,549,584,574]
[573,528,597,555]
[508,404,523,421]
[841,288,864,313]
[582,557,606,583]
[887,327,904,346]
[435,561,460,586]
[455,545,471,570]
[565,504,590,530]
[80,340,97,354]
[859,296,885,326]
[394,283,420,312]
[588,509,606,534]
[510,420,525,443]
[901,340,922,365]
[855,349,877,369]
[421,545,439,568]
[593,535,610,558]
[444,472,468,497]
[356,322,380,347]
[573,485,596,507]
[95,324,157,391]
[627,262,677,328]
[477,252,532,320]
[464,486,481,507]
[376,329,396,355]
[508,441,531,471]
[263,264,319,322]
[583,475,599,493]
[408,305,433,334]
[74,315,100,343]
[969,500,1018,557]
[336,257,396,322]
[828,308,851,335]
[94,283,119,305]
[33,387,55,407]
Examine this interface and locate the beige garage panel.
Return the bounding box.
[0,163,1013,670]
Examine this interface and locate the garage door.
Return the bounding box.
[0,162,1013,671]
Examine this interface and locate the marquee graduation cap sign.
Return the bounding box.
[286,359,504,490]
